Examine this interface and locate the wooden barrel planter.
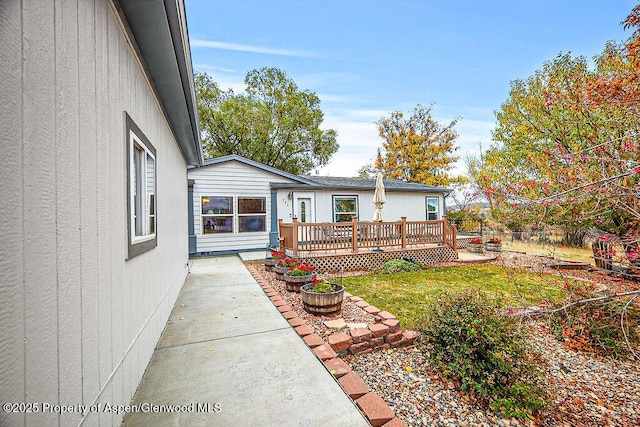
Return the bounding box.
[467,242,484,254]
[300,283,345,316]
[264,257,278,272]
[485,242,502,252]
[273,265,289,281]
[283,272,315,293]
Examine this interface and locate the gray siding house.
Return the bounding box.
[188,155,319,254]
[188,155,450,254]
[0,1,202,426]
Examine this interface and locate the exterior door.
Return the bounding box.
[293,192,315,224]
[294,194,315,243]
[297,197,312,223]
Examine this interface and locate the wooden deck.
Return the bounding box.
[278,216,457,258]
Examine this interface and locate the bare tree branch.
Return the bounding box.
[525,289,640,316]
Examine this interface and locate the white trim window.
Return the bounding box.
[426,197,439,220]
[201,196,234,234]
[238,197,267,232]
[333,195,358,222]
[126,113,157,259]
[201,196,266,234]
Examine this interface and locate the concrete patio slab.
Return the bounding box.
[455,251,498,262]
[158,266,291,347]
[124,256,368,427]
[238,250,269,262]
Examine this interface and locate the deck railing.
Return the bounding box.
[278,216,457,257]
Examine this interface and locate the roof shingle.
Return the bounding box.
[303,176,450,192]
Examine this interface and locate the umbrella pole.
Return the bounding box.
[372,172,386,252]
[372,222,383,252]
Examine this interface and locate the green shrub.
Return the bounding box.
[379,258,422,274]
[418,291,549,419]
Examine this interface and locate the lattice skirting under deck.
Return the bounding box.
[299,246,458,273]
[455,236,474,249]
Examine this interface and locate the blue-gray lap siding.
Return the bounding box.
[189,160,300,254]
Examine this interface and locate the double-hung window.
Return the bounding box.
[426,197,439,220]
[126,113,157,259]
[333,195,358,222]
[201,196,234,233]
[201,196,266,233]
[238,197,267,232]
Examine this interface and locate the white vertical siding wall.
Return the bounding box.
[0,1,189,426]
[277,189,296,222]
[189,161,298,252]
[277,190,443,223]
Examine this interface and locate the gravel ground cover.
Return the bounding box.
[246,265,375,338]
[247,256,640,426]
[347,323,640,427]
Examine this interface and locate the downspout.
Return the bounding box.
[269,187,279,248]
[443,190,450,217]
[188,179,196,254]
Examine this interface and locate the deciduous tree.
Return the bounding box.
[587,5,640,113]
[470,5,640,260]
[374,104,459,187]
[195,67,338,175]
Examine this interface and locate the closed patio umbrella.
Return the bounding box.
[372,172,386,222]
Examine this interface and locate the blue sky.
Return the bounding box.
[185,0,636,177]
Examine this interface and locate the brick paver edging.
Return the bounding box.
[248,265,412,427]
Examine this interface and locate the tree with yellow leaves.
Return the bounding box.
[375,104,459,187]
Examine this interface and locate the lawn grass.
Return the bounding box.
[340,264,574,330]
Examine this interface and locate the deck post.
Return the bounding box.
[441,215,447,246]
[401,217,407,249]
[452,222,457,250]
[278,219,283,250]
[292,217,299,257]
[351,216,358,252]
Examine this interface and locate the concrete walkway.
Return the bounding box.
[124,256,369,427]
[455,251,498,262]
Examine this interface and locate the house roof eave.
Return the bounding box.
[194,155,322,186]
[114,0,204,166]
[271,183,450,194]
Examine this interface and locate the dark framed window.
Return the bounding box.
[333,195,358,222]
[126,113,157,259]
[426,197,439,220]
[201,196,267,233]
[202,196,234,234]
[238,197,266,232]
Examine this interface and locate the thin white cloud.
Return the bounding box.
[317,115,381,176]
[322,108,389,122]
[193,63,236,74]
[192,64,246,93]
[455,118,495,152]
[317,93,365,104]
[295,72,359,88]
[190,38,316,57]
[343,109,389,121]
